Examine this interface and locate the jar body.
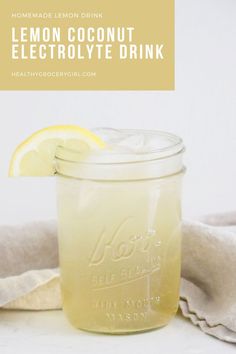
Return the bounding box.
[57,173,183,333]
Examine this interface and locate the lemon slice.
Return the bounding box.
[9,125,105,176]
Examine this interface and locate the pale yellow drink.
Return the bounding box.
[56,129,184,334]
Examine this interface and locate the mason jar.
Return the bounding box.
[55,129,185,334]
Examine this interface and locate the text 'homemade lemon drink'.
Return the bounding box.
[56,129,185,334]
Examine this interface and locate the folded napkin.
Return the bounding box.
[0,214,236,343]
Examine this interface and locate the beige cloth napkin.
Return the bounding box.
[0,221,60,310]
[0,214,236,343]
[180,213,236,343]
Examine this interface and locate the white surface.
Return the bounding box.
[0,311,235,354]
[0,0,236,223]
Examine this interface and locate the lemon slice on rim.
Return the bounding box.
[9,125,105,176]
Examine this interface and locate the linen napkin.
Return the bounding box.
[180,212,236,343]
[1,214,236,343]
[0,221,60,310]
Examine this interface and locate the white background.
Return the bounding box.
[0,0,236,225]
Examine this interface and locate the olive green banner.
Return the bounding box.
[0,0,174,90]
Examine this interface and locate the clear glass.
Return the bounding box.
[56,129,185,334]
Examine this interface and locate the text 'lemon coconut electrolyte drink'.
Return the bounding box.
[55,128,185,334]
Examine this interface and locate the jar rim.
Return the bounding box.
[55,129,184,166]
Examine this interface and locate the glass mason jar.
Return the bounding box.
[55,129,185,334]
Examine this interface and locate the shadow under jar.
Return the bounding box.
[55,129,185,334]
